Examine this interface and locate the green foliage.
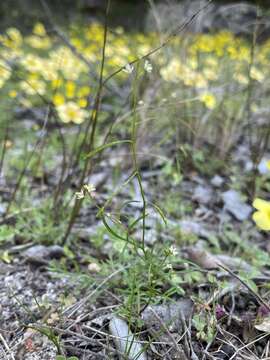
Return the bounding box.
[14,197,69,245]
[163,193,193,219]
[121,247,185,309]
[0,225,15,243]
[178,144,225,176]
[193,311,216,343]
[161,159,183,186]
[29,325,61,354]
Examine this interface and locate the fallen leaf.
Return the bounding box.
[255,317,270,332]
[109,316,147,360]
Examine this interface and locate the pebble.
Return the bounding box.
[211,175,224,187]
[221,189,252,221]
[22,245,64,265]
[193,184,213,205]
[109,316,147,360]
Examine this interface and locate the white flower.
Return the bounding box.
[75,184,96,200]
[83,184,96,196]
[144,60,152,73]
[169,245,178,256]
[123,63,134,74]
[75,190,84,200]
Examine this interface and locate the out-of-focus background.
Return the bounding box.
[0,0,269,31]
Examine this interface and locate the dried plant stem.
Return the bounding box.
[0,120,9,178]
[219,263,270,312]
[61,0,111,245]
[0,333,15,360]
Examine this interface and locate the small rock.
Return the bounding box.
[244,160,253,172]
[76,222,103,239]
[193,185,213,205]
[88,262,101,273]
[143,228,157,246]
[0,203,6,215]
[185,246,218,270]
[216,254,252,271]
[109,316,147,360]
[86,172,108,188]
[91,314,108,327]
[258,158,270,175]
[221,190,252,221]
[211,175,224,187]
[179,219,210,239]
[22,245,64,265]
[141,299,193,333]
[185,244,252,271]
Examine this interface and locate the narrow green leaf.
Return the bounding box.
[85,140,132,159]
[150,202,167,226]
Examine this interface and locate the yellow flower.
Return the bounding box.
[8,90,17,98]
[266,161,270,171]
[233,73,249,85]
[77,98,87,108]
[160,59,182,82]
[253,198,270,231]
[205,56,218,68]
[250,67,264,83]
[77,86,91,97]
[51,78,63,89]
[20,76,46,95]
[66,81,76,98]
[53,94,65,106]
[203,68,218,81]
[57,101,87,124]
[26,35,51,49]
[193,74,208,89]
[200,93,216,109]
[33,23,46,37]
[6,28,22,46]
[71,38,83,51]
[0,62,10,88]
[20,54,44,72]
[187,57,198,70]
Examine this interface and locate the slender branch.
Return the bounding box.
[61,0,111,244]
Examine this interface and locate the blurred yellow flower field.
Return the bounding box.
[0,21,269,128]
